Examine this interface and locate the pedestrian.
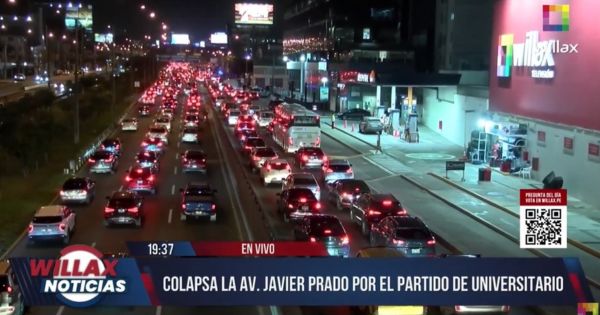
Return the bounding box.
[376,130,382,154]
[331,113,336,129]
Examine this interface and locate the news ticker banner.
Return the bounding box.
[520,189,568,249]
[8,245,595,308]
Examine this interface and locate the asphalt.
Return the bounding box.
[4,84,577,315]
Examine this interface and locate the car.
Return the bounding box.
[0,260,26,315]
[238,114,254,124]
[255,110,274,127]
[125,167,158,195]
[121,118,138,131]
[359,116,384,134]
[160,108,174,119]
[227,110,241,126]
[104,191,144,227]
[88,150,118,174]
[60,177,96,205]
[185,107,200,116]
[248,104,261,115]
[328,179,371,210]
[337,108,371,121]
[100,138,121,155]
[323,159,354,184]
[135,150,160,171]
[181,126,200,143]
[241,137,266,155]
[35,74,49,83]
[234,121,256,137]
[154,116,172,132]
[282,173,321,200]
[260,159,292,186]
[13,73,25,81]
[369,216,436,257]
[184,114,200,127]
[295,147,328,169]
[350,194,407,236]
[276,188,322,222]
[27,205,75,244]
[181,150,207,173]
[215,97,226,108]
[436,254,511,315]
[238,129,259,145]
[141,137,165,155]
[249,147,278,171]
[179,182,218,222]
[267,99,283,110]
[294,214,350,257]
[147,125,169,144]
[138,105,151,116]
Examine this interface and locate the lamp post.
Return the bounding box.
[299,54,305,101]
[244,54,251,88]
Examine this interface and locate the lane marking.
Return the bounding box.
[171,185,176,195]
[91,242,96,248]
[173,167,178,175]
[168,209,173,224]
[361,155,395,175]
[155,306,162,315]
[118,185,124,191]
[175,153,179,160]
[56,306,65,315]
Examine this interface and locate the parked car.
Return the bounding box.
[359,117,384,134]
[328,179,371,210]
[27,205,75,244]
[323,159,354,184]
[337,108,371,121]
[294,214,350,257]
[179,182,217,222]
[369,216,436,257]
[104,191,144,227]
[277,188,322,222]
[282,173,321,200]
[350,194,406,236]
[260,159,292,186]
[60,177,96,205]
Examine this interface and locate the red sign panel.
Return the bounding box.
[564,137,573,150]
[589,143,600,156]
[520,189,567,206]
[537,131,546,142]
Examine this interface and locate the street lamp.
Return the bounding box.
[149,12,156,18]
[283,56,288,62]
[321,77,328,85]
[140,4,146,10]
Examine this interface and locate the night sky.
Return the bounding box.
[84,0,235,41]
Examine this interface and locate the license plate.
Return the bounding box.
[411,248,421,254]
[302,206,309,211]
[195,211,206,215]
[137,180,143,184]
[118,209,126,213]
[192,165,197,168]
[310,156,316,160]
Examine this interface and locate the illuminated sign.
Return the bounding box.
[497,31,578,79]
[210,32,228,44]
[543,4,570,32]
[94,33,113,43]
[234,3,274,25]
[340,70,376,83]
[65,5,93,32]
[171,33,190,45]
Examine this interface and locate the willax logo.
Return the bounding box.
[543,4,569,32]
[578,303,599,315]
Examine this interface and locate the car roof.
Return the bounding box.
[188,182,211,189]
[370,194,398,202]
[291,172,316,179]
[270,158,289,164]
[328,159,350,165]
[35,205,65,216]
[356,247,407,258]
[111,191,136,199]
[390,216,425,227]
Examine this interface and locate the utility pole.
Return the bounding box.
[111,43,116,113]
[73,22,80,144]
[44,25,52,89]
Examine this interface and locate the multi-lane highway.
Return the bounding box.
[3,69,582,315]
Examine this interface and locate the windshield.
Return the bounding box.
[63,179,87,190]
[186,115,198,120]
[92,151,112,159]
[329,164,351,172]
[270,161,289,170]
[185,187,213,196]
[246,139,265,147]
[108,197,136,209]
[255,148,276,157]
[184,127,198,133]
[310,217,345,236]
[32,216,62,224]
[150,127,166,133]
[186,151,205,159]
[395,228,431,240]
[292,115,320,127]
[341,181,370,192]
[288,189,315,199]
[293,177,316,186]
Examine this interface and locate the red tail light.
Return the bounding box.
[88,158,96,163]
[141,141,148,146]
[382,200,393,206]
[211,204,216,210]
[501,306,511,312]
[397,209,407,215]
[201,158,207,163]
[253,156,260,161]
[266,164,272,171]
[288,137,293,145]
[128,207,139,213]
[368,209,382,216]
[302,155,308,161]
[323,229,332,234]
[341,236,349,245]
[148,175,155,181]
[28,224,33,232]
[393,239,405,245]
[315,137,320,146]
[309,237,317,242]
[323,156,328,161]
[286,165,292,172]
[105,207,115,213]
[182,204,186,210]
[125,176,132,182]
[342,192,348,198]
[59,223,66,231]
[157,142,163,147]
[288,203,294,209]
[315,202,322,210]
[136,168,143,174]
[346,168,353,174]
[427,239,436,246]
[105,157,114,163]
[325,168,333,173]
[299,198,307,203]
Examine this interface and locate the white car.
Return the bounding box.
[250,147,278,171]
[282,173,321,200]
[255,110,274,127]
[27,205,76,245]
[147,125,169,144]
[121,118,138,131]
[323,159,354,184]
[227,110,241,126]
[160,108,174,119]
[260,159,291,186]
[154,116,172,132]
[181,126,199,143]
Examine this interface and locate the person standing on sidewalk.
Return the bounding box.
[375,130,383,154]
[331,113,336,129]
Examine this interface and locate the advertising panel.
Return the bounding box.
[210,32,228,44]
[94,33,113,43]
[490,0,600,131]
[65,5,93,32]
[171,33,190,45]
[234,3,274,25]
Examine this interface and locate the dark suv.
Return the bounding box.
[295,147,327,169]
[328,179,371,210]
[277,188,322,222]
[100,138,121,155]
[181,150,207,173]
[104,191,144,227]
[369,216,436,257]
[125,167,158,195]
[180,182,217,222]
[294,214,350,257]
[350,194,407,236]
[0,260,25,315]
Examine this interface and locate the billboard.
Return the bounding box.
[171,33,190,45]
[490,0,600,131]
[210,32,228,44]
[94,33,113,43]
[234,3,273,25]
[65,5,93,32]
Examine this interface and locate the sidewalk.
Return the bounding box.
[319,114,600,253]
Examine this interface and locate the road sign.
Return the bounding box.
[445,161,466,181]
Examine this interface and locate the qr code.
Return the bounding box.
[519,206,567,249]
